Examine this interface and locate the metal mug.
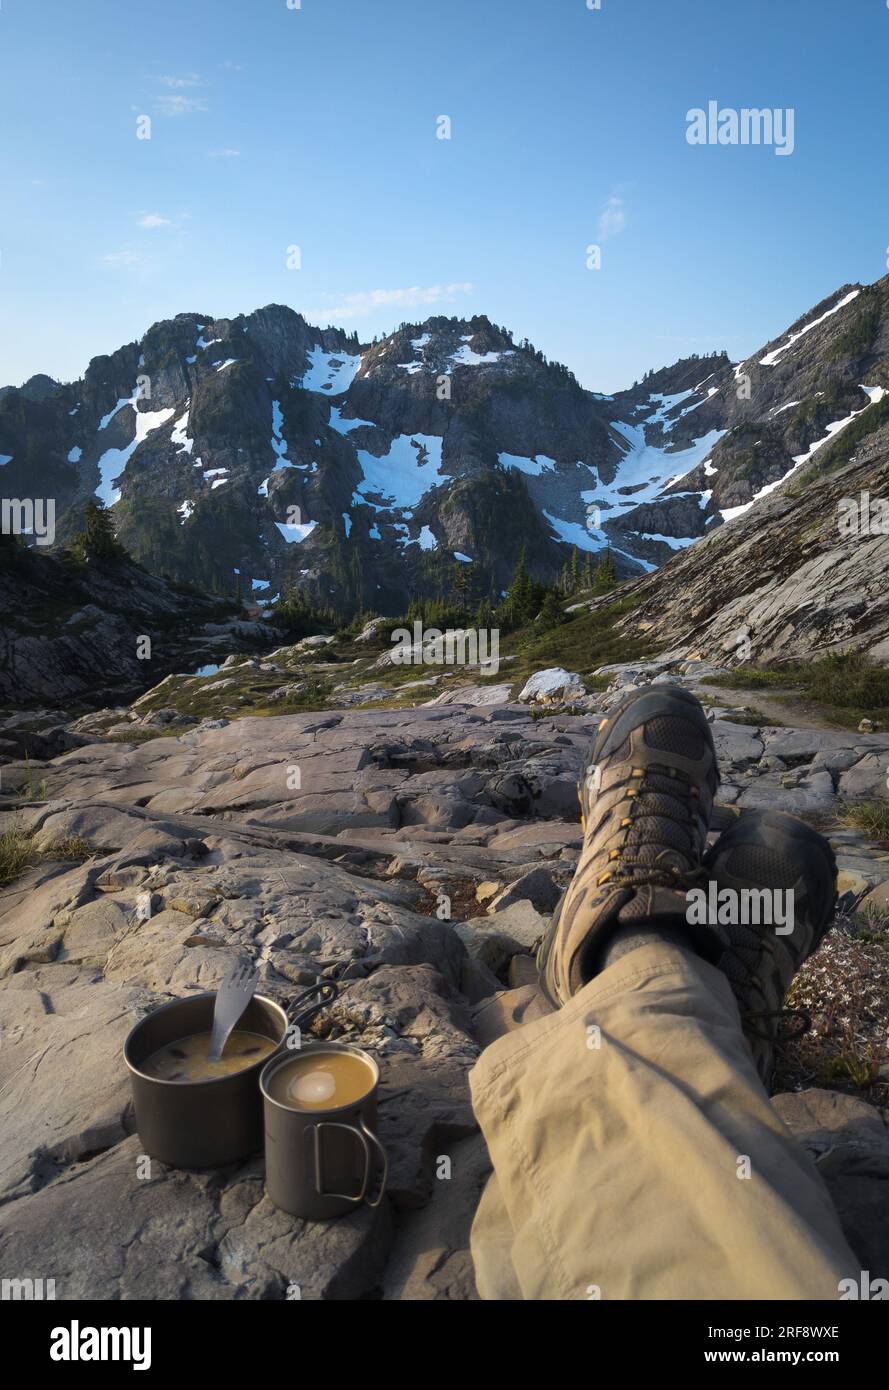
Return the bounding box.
[260,1041,388,1220]
[124,981,338,1169]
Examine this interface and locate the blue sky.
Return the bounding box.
[2,0,888,393]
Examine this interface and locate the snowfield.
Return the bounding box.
[299,347,363,395]
[354,433,448,511]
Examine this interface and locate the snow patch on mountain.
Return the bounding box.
[542,509,603,552]
[96,402,175,505]
[299,347,362,395]
[542,508,656,573]
[759,289,861,367]
[452,342,509,367]
[634,532,696,549]
[203,466,230,492]
[270,399,301,471]
[722,384,881,522]
[354,434,448,511]
[99,396,133,431]
[592,421,726,521]
[171,408,194,454]
[275,519,318,544]
[646,390,697,427]
[329,407,376,436]
[499,452,558,476]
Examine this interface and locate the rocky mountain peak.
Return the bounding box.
[2,272,887,617]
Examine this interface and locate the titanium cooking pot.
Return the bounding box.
[123,981,338,1169]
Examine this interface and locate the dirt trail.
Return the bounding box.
[701,684,848,733]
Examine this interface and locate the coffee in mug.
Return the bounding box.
[260,1042,388,1220]
[265,1049,375,1111]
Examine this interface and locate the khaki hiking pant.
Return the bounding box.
[469,941,858,1300]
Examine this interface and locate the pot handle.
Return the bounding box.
[286,980,339,1032]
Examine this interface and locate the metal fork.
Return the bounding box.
[207,960,260,1062]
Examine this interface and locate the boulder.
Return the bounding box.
[518,668,586,704]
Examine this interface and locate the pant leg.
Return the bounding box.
[469,942,858,1300]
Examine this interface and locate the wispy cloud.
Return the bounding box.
[318,283,474,320]
[100,250,145,268]
[137,212,172,228]
[208,148,241,158]
[598,194,627,242]
[155,94,208,118]
[156,73,203,88]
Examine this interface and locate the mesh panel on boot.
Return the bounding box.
[589,804,693,845]
[722,845,797,891]
[624,817,692,854]
[644,716,705,759]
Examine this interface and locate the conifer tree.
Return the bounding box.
[568,546,580,592]
[538,588,564,629]
[594,545,617,593]
[505,547,535,624]
[71,499,126,563]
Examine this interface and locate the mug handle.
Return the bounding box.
[313,1121,371,1203]
[359,1119,389,1209]
[312,1120,388,1207]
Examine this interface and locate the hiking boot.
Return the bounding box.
[537,684,720,1006]
[702,809,838,1088]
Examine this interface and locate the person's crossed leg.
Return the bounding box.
[469,685,858,1300]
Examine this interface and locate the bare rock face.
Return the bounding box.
[608,439,889,665]
[1,692,888,1299]
[0,549,279,708]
